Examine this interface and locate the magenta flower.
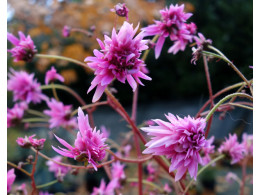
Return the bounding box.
[85,21,151,102]
[16,134,46,150]
[44,98,77,129]
[111,3,129,20]
[46,156,71,181]
[194,33,212,48]
[200,136,215,166]
[225,172,240,184]
[7,102,28,128]
[7,31,37,62]
[142,114,207,181]
[7,169,16,193]
[52,107,108,170]
[218,134,245,164]
[242,133,253,157]
[91,179,117,195]
[62,25,71,37]
[163,183,172,193]
[45,66,64,85]
[100,125,110,138]
[142,4,195,58]
[8,69,47,104]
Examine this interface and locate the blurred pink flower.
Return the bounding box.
[142,114,207,181]
[85,21,151,102]
[7,169,16,193]
[194,33,212,48]
[44,98,77,129]
[111,3,129,20]
[100,125,110,138]
[7,31,37,62]
[142,4,195,58]
[91,179,117,195]
[45,66,64,85]
[62,26,71,37]
[218,134,245,164]
[123,144,131,157]
[200,136,215,166]
[7,102,28,128]
[16,183,28,195]
[46,156,71,181]
[225,172,240,184]
[163,183,172,193]
[8,69,47,104]
[242,133,253,157]
[52,107,108,170]
[16,134,46,150]
[111,161,126,188]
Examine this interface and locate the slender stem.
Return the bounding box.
[207,46,253,95]
[183,154,225,194]
[36,180,58,189]
[31,147,115,169]
[35,54,93,72]
[228,103,253,110]
[30,150,39,195]
[196,81,250,118]
[26,109,48,118]
[131,85,139,123]
[205,93,253,122]
[71,101,108,116]
[71,28,91,37]
[141,35,159,61]
[106,149,153,163]
[22,118,49,123]
[51,82,59,101]
[41,84,86,106]
[203,55,214,138]
[126,178,164,193]
[7,161,31,177]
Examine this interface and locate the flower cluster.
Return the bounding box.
[200,136,215,166]
[46,156,71,181]
[8,69,47,104]
[218,134,245,164]
[7,102,28,128]
[16,134,46,150]
[142,114,208,181]
[85,21,151,102]
[44,98,77,129]
[7,31,37,62]
[142,4,196,58]
[52,107,107,170]
[91,179,118,195]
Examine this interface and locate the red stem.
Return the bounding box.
[30,151,39,195]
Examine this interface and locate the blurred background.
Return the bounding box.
[7,0,253,194]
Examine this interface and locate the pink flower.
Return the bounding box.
[111,161,126,188]
[7,169,16,193]
[62,26,71,37]
[7,31,37,62]
[100,125,110,138]
[91,179,117,195]
[242,133,253,157]
[142,114,207,181]
[44,98,77,129]
[85,21,151,102]
[142,4,194,58]
[7,102,28,128]
[225,172,240,184]
[52,107,108,170]
[194,33,212,48]
[147,162,156,175]
[45,66,64,85]
[46,156,71,181]
[163,183,172,193]
[111,3,129,20]
[123,144,131,157]
[200,136,215,166]
[8,69,47,104]
[218,134,245,164]
[16,183,28,195]
[16,134,46,150]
